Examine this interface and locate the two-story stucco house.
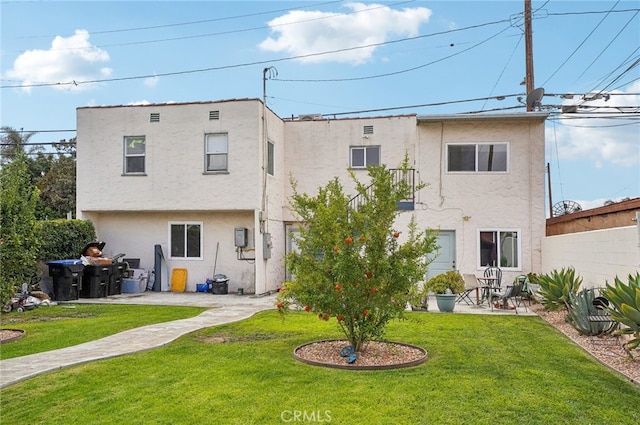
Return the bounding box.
[76,98,548,294]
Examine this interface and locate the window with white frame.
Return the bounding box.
[478,230,520,269]
[169,222,203,259]
[205,133,228,172]
[124,136,146,174]
[350,146,380,168]
[447,143,508,172]
[267,140,274,176]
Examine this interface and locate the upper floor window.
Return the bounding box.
[169,222,203,260]
[267,141,275,176]
[479,229,520,270]
[205,133,228,172]
[447,143,508,172]
[124,136,146,174]
[350,146,380,168]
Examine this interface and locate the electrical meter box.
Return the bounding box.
[263,233,272,259]
[234,227,248,248]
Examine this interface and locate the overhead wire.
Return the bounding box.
[18,1,345,39]
[541,0,621,88]
[1,18,511,89]
[572,10,639,85]
[11,1,415,52]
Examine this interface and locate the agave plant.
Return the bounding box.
[537,267,582,311]
[566,288,613,336]
[602,272,640,357]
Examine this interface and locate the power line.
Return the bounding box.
[273,22,512,83]
[541,0,621,88]
[1,19,511,89]
[572,10,639,85]
[10,1,414,53]
[19,1,344,39]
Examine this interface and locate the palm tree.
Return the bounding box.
[1,126,39,165]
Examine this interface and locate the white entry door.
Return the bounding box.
[426,230,456,281]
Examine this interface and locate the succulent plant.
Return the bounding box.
[537,267,582,311]
[566,288,614,336]
[602,272,640,357]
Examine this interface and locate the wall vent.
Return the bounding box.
[363,125,374,135]
[298,114,323,120]
[150,113,160,123]
[209,110,220,120]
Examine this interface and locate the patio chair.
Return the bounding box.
[479,266,502,304]
[457,274,479,305]
[490,281,523,314]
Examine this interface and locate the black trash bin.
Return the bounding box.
[109,261,127,295]
[80,242,111,298]
[81,265,110,298]
[47,260,84,301]
[208,274,229,295]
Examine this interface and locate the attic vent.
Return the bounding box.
[363,125,374,135]
[209,110,220,120]
[150,113,160,123]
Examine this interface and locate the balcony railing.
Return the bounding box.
[348,168,415,212]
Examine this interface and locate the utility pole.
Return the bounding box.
[524,0,535,111]
[547,163,553,218]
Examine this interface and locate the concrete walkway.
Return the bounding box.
[0,291,533,389]
[0,292,277,389]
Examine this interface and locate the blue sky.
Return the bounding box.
[1,1,639,212]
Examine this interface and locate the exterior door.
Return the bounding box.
[426,230,456,280]
[285,225,299,281]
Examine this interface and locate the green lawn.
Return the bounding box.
[0,304,208,359]
[1,311,638,424]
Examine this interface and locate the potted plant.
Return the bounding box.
[425,271,465,312]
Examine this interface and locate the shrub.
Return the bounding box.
[36,219,97,261]
[602,272,640,357]
[425,271,465,294]
[0,153,41,306]
[537,267,582,311]
[566,288,614,336]
[276,158,438,351]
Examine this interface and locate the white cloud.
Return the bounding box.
[127,100,152,106]
[4,29,111,92]
[144,75,159,87]
[547,82,640,167]
[258,2,432,64]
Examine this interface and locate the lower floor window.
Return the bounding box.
[170,222,202,259]
[479,230,519,269]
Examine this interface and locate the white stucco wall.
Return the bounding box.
[76,100,287,294]
[84,211,257,293]
[542,226,640,288]
[415,116,546,284]
[76,101,547,293]
[279,113,546,285]
[76,100,264,212]
[282,115,417,220]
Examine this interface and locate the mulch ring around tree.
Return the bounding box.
[294,339,427,370]
[0,329,26,344]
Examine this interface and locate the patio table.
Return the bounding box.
[476,276,500,305]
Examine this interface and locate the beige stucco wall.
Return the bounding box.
[542,226,640,288]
